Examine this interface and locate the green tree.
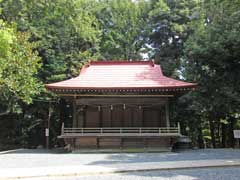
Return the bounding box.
[148,0,198,76]
[0,0,102,148]
[96,0,150,60]
[0,21,42,115]
[183,0,240,148]
[1,0,101,80]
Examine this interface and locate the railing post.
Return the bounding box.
[159,128,161,134]
[61,122,64,135]
[101,128,103,134]
[178,122,181,134]
[81,128,83,134]
[140,128,142,134]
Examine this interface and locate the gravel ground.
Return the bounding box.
[0,148,240,169]
[23,167,240,180]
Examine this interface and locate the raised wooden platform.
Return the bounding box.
[59,126,180,151]
[63,136,178,151]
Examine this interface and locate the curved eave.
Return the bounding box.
[45,84,197,94]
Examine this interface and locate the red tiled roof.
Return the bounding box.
[46,61,196,92]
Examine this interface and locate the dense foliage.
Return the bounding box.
[0,22,42,115]
[0,0,239,149]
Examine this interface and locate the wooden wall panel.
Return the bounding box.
[123,108,143,127]
[64,136,177,150]
[159,108,166,127]
[112,106,123,127]
[146,137,170,148]
[75,137,97,148]
[76,107,84,128]
[102,107,111,127]
[98,138,121,148]
[76,102,167,128]
[122,138,144,148]
[132,108,143,127]
[143,108,160,127]
[123,108,131,127]
[85,107,99,127]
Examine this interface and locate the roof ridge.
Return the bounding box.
[89,60,154,66]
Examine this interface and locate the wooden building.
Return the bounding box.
[46,61,196,151]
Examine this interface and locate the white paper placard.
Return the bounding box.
[45,128,49,137]
[233,130,240,138]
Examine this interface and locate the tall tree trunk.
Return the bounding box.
[229,117,236,148]
[209,117,216,148]
[221,123,227,148]
[217,119,221,146]
[197,125,204,148]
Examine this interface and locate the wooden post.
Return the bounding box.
[61,122,64,135]
[96,138,99,149]
[98,106,102,127]
[78,106,84,128]
[165,98,170,127]
[110,105,113,127]
[178,122,181,134]
[72,96,77,127]
[122,104,126,127]
[158,109,162,127]
[139,106,144,127]
[130,107,133,127]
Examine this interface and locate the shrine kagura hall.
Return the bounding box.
[46,61,196,151]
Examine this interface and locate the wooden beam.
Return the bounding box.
[59,94,174,97]
[76,97,169,105]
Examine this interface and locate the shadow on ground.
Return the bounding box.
[109,167,240,180]
[0,148,67,154]
[86,149,240,166]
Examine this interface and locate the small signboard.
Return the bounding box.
[233,130,240,138]
[45,128,49,137]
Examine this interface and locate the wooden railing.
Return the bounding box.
[61,123,181,136]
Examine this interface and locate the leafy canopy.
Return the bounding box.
[0,22,42,114]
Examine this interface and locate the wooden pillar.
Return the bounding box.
[72,96,77,128]
[158,109,162,127]
[122,104,125,127]
[130,107,133,127]
[77,106,85,128]
[139,106,143,127]
[59,99,65,132]
[96,138,99,149]
[142,107,145,127]
[165,98,170,127]
[110,105,113,127]
[98,106,102,127]
[83,106,86,128]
